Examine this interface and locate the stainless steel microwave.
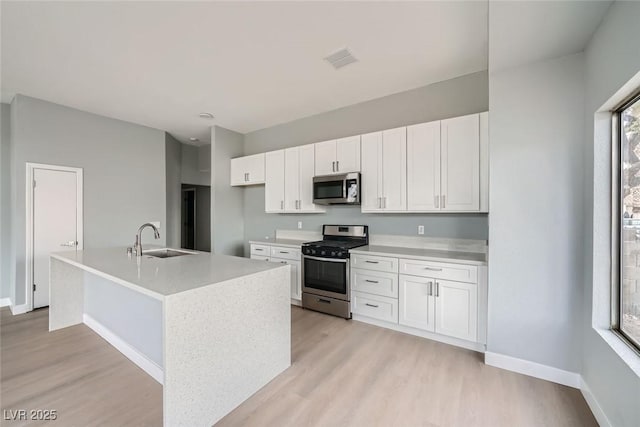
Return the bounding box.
[312,172,360,205]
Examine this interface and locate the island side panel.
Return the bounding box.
[49,257,84,331]
[163,266,291,427]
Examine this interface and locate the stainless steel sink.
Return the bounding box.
[144,249,196,258]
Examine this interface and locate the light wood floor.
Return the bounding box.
[1,307,596,427]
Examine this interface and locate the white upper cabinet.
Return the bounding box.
[406,113,486,213]
[407,121,441,211]
[265,150,285,213]
[361,128,406,212]
[314,136,361,175]
[266,145,325,213]
[230,153,265,186]
[441,114,480,211]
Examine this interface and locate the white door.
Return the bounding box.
[284,147,300,212]
[298,144,323,212]
[335,135,361,173]
[381,127,407,211]
[407,121,441,211]
[314,140,337,175]
[399,275,435,332]
[33,168,81,309]
[434,279,477,342]
[360,131,382,212]
[441,114,480,211]
[265,150,285,213]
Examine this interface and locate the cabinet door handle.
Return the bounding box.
[280,261,287,264]
[441,195,445,209]
[435,195,439,209]
[336,160,339,171]
[435,282,440,297]
[383,197,387,209]
[332,161,336,172]
[281,200,284,210]
[365,303,379,308]
[365,279,379,284]
[247,172,250,181]
[424,267,443,271]
[378,197,381,208]
[365,261,379,264]
[428,281,433,296]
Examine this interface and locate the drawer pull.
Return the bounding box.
[365,261,379,264]
[280,261,287,264]
[318,298,331,304]
[365,279,379,284]
[279,251,289,254]
[424,267,443,271]
[255,248,264,251]
[365,303,379,308]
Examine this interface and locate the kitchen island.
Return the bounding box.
[49,248,291,426]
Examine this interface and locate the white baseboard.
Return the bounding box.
[484,352,581,389]
[83,314,164,385]
[0,297,11,308]
[580,377,612,427]
[9,303,29,315]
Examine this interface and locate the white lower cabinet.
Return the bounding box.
[250,243,302,302]
[399,273,477,342]
[434,279,477,342]
[398,275,435,332]
[352,291,398,323]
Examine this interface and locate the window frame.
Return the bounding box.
[612,89,640,354]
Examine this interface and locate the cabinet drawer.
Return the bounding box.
[251,255,270,262]
[351,268,398,298]
[270,246,301,261]
[250,244,270,256]
[399,259,477,283]
[351,254,398,273]
[352,291,398,324]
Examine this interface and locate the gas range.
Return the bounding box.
[301,225,368,319]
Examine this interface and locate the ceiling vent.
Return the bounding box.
[324,48,358,70]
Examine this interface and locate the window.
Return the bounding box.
[617,90,640,351]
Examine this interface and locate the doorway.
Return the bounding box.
[181,184,210,252]
[26,163,83,310]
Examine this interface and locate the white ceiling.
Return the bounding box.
[489,0,612,72]
[1,1,612,144]
[1,1,488,143]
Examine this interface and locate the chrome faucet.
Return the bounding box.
[134,223,160,256]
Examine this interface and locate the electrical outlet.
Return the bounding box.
[298,221,303,229]
[151,221,161,229]
[418,225,424,235]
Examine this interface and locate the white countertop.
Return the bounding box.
[249,238,307,248]
[51,247,285,300]
[350,245,487,266]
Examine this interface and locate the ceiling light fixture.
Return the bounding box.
[324,48,358,70]
[189,137,199,142]
[199,112,214,119]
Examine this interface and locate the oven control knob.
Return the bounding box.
[321,250,326,256]
[337,251,343,257]
[311,249,316,255]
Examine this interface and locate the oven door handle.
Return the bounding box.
[303,255,348,263]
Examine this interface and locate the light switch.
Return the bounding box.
[298,221,303,229]
[418,225,424,235]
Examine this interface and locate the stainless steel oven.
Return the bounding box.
[301,225,368,319]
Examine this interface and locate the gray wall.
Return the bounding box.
[0,103,11,300]
[165,133,182,248]
[181,143,210,186]
[487,53,585,373]
[211,125,245,256]
[242,71,489,254]
[583,1,640,425]
[9,95,167,306]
